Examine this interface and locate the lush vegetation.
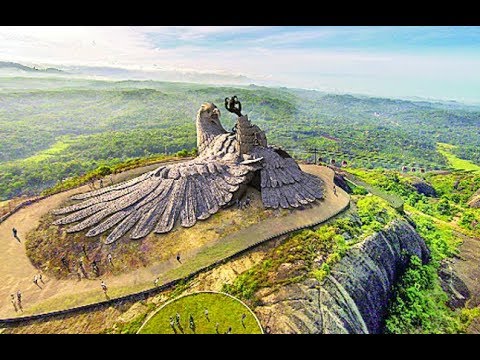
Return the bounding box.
[385,255,462,334]
[348,168,480,237]
[437,142,480,173]
[1,76,479,200]
[350,168,479,333]
[223,195,400,304]
[2,75,480,334]
[219,163,479,333]
[138,292,262,334]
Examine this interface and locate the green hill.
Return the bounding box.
[0,77,479,200]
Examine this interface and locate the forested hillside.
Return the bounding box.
[1,77,479,200]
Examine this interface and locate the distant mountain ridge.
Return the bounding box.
[0,61,64,73]
[0,60,253,85]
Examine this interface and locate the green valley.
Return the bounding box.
[1,77,479,201]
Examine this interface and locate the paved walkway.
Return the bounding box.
[0,163,349,318]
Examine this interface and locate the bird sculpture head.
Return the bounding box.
[196,102,227,153]
[197,102,222,127]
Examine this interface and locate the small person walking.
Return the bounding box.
[12,227,19,242]
[189,314,195,333]
[333,185,337,196]
[101,280,108,296]
[154,278,159,287]
[39,273,44,284]
[92,260,100,277]
[169,316,176,334]
[33,274,41,288]
[82,244,89,261]
[175,312,181,326]
[10,294,17,312]
[215,322,220,334]
[204,308,209,322]
[107,253,113,266]
[79,258,87,279]
[61,257,70,271]
[16,290,23,311]
[78,258,85,271]
[176,253,182,263]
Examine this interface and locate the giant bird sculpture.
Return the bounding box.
[52,97,324,244]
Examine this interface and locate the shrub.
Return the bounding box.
[385,256,462,334]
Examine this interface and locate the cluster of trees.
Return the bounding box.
[349,168,480,236]
[0,77,479,200]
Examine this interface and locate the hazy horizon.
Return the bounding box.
[1,26,480,104]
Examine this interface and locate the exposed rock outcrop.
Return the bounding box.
[411,179,437,197]
[333,173,353,194]
[256,219,430,334]
[467,189,480,208]
[438,260,470,309]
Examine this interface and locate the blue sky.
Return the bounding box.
[145,26,480,52]
[1,26,480,103]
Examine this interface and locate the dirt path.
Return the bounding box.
[0,160,180,318]
[0,163,349,318]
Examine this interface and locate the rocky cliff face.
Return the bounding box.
[255,219,430,334]
[467,189,480,208]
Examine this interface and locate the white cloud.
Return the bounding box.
[0,26,156,68]
[0,26,479,103]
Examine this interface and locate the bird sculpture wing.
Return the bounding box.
[52,149,256,244]
[234,114,324,209]
[253,146,325,209]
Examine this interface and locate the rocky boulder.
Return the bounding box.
[256,219,430,334]
[438,260,470,309]
[468,189,480,208]
[411,179,437,197]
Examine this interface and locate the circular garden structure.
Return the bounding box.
[138,292,263,334]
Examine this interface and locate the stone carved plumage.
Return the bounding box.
[52,100,324,244]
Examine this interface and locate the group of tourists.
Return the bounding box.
[60,251,114,282]
[33,273,44,289]
[168,309,247,334]
[88,178,105,191]
[10,290,23,313]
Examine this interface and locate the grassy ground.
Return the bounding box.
[138,292,262,334]
[10,139,72,165]
[344,171,404,210]
[437,143,480,174]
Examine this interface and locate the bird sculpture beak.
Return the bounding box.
[212,108,220,118]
